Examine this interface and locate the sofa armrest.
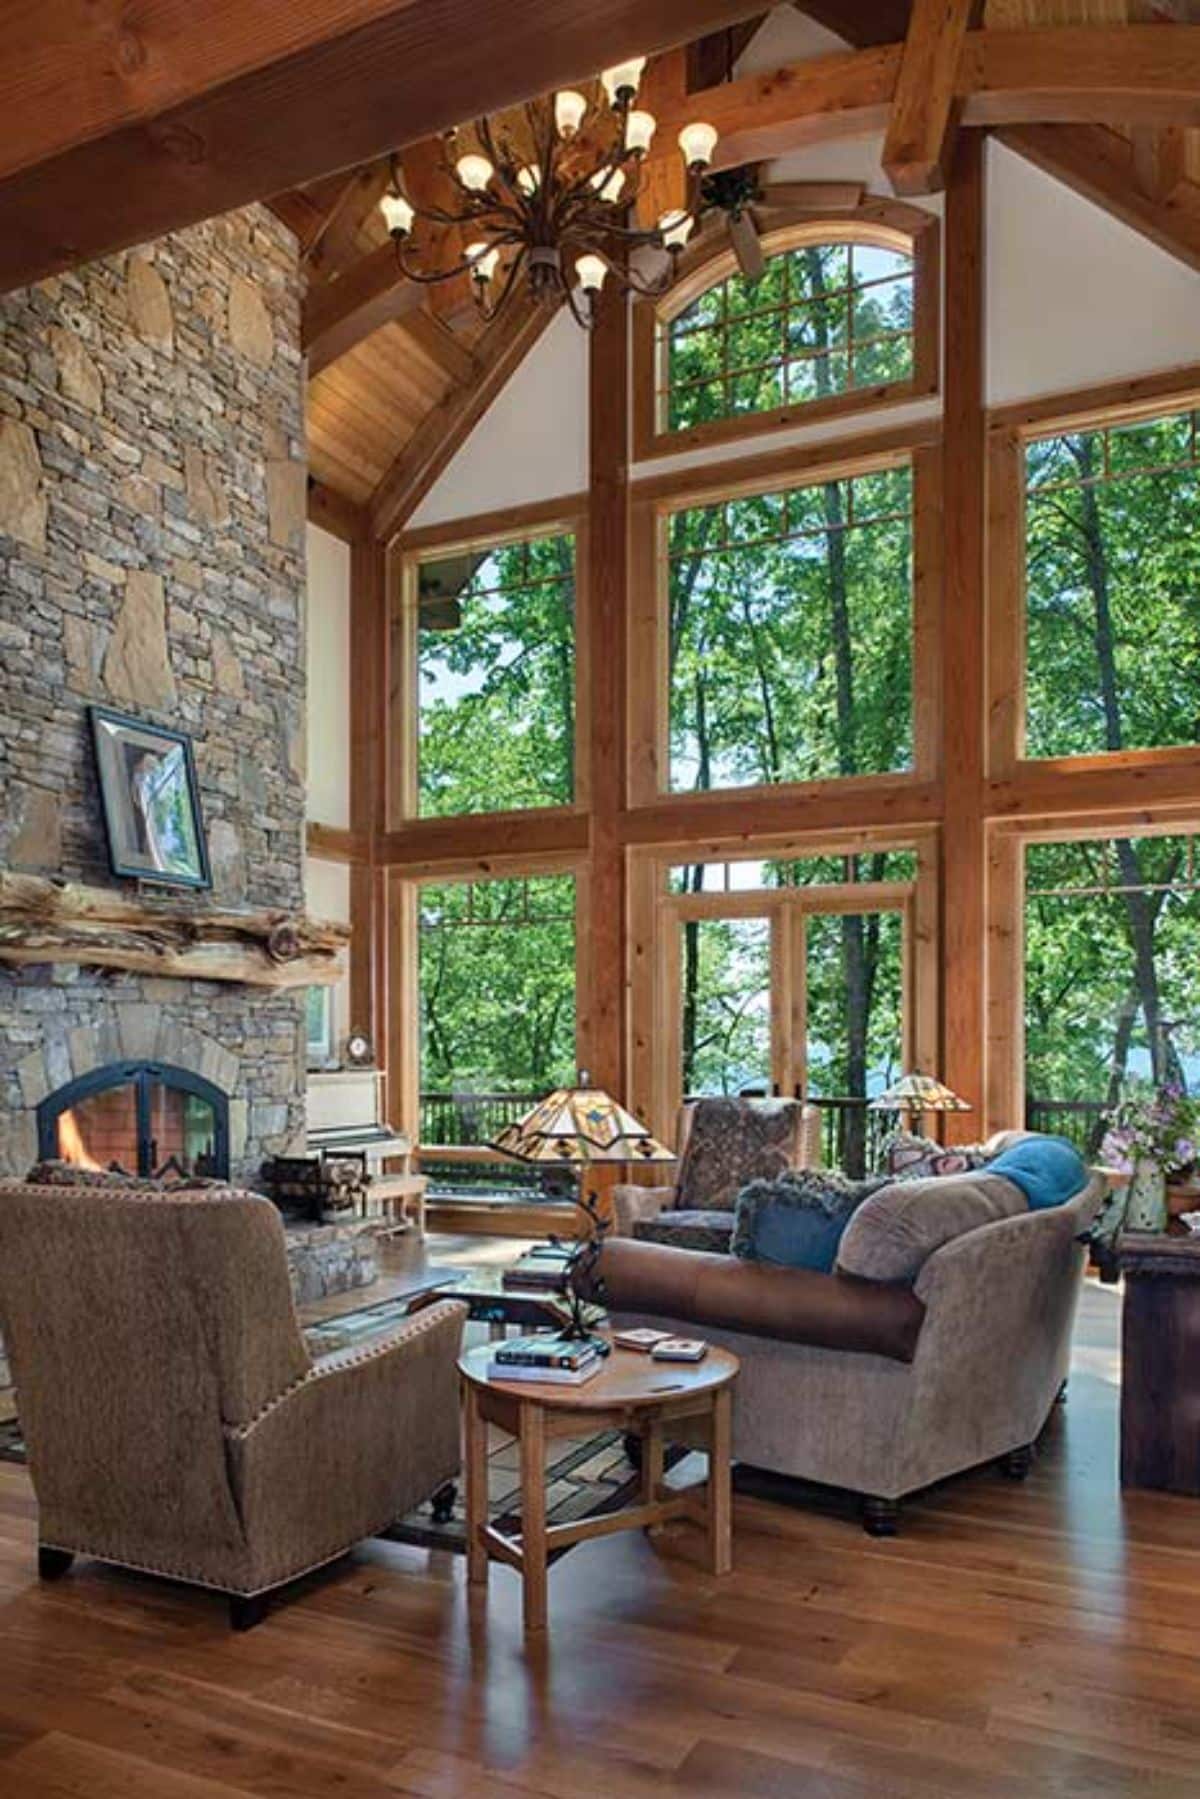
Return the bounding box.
[224,1299,466,1591]
[610,1184,676,1238]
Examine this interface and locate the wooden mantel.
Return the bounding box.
[0,873,348,989]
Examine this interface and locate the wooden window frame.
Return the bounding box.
[632,201,940,463]
[391,493,590,833]
[628,422,943,814]
[628,826,939,1147]
[987,361,1200,787]
[985,807,1200,1137]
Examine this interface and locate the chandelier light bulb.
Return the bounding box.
[658,209,694,251]
[589,166,626,202]
[379,191,415,237]
[516,164,542,196]
[575,254,609,293]
[456,153,495,193]
[624,109,657,157]
[678,121,719,170]
[466,241,500,282]
[554,89,588,138]
[600,57,647,107]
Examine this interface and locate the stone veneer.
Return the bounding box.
[0,206,308,1182]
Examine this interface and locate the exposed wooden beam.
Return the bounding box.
[306,162,394,277]
[1132,125,1188,203]
[997,124,1200,277]
[686,18,768,91]
[369,298,556,542]
[939,131,986,1138]
[0,0,764,293]
[882,0,976,196]
[307,479,366,543]
[306,823,371,863]
[646,26,1200,176]
[303,242,424,376]
[793,0,911,45]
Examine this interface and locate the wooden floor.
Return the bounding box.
[2,1252,1200,1798]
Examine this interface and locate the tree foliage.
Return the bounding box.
[417,533,575,818]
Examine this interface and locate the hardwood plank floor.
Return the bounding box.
[2,1254,1199,1798]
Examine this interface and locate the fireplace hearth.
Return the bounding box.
[37,1061,229,1182]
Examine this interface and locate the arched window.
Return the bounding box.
[634,208,938,458]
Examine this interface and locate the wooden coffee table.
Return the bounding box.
[458,1337,739,1633]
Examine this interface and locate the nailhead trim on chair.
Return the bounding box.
[223,1299,465,1439]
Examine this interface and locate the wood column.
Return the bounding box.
[349,534,388,1072]
[939,131,987,1138]
[583,285,631,1104]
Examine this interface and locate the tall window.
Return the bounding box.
[1025,407,1200,758]
[415,531,576,817]
[667,464,913,792]
[663,240,915,433]
[1024,835,1200,1152]
[418,874,577,1149]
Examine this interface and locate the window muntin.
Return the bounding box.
[667,464,913,793]
[663,241,915,432]
[416,531,576,818]
[667,850,917,893]
[1024,834,1200,1154]
[1024,406,1200,760]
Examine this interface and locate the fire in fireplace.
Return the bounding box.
[37,1062,230,1181]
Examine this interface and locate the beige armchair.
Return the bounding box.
[0,1180,466,1628]
[612,1097,823,1244]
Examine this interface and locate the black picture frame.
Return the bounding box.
[88,704,212,890]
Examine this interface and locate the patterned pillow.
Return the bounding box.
[732,1170,887,1270]
[677,1097,803,1211]
[885,1132,990,1182]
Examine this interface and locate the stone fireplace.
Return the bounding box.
[0,204,309,1186]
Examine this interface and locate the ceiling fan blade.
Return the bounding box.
[728,209,766,281]
[759,180,866,213]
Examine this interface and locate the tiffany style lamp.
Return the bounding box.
[491,1073,674,1346]
[868,1072,972,1132]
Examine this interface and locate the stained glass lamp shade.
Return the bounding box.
[868,1073,972,1116]
[490,1074,674,1167]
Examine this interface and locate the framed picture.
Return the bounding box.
[89,705,211,890]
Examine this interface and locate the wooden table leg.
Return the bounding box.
[707,1387,732,1577]
[641,1416,665,1532]
[518,1400,548,1633]
[463,1379,489,1589]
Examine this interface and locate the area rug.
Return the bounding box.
[0,1415,686,1561]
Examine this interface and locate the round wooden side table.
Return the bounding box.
[458,1338,740,1633]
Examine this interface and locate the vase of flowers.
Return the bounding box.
[1101,1085,1198,1235]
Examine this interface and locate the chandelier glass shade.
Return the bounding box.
[378,59,718,328]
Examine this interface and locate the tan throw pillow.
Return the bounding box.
[836,1171,1028,1286]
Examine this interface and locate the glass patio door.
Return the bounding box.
[668,885,910,1175]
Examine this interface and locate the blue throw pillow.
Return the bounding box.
[987,1136,1088,1211]
[733,1171,886,1272]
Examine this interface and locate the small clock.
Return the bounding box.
[343,1030,375,1068]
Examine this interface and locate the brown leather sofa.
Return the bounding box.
[592,1162,1104,1534]
[0,1179,466,1627]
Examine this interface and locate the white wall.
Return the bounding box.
[305,522,351,828]
[304,855,353,1052]
[986,139,1200,407]
[409,308,590,529]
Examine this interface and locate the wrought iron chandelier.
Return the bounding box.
[378,57,719,328]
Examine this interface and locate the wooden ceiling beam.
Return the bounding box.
[303,242,425,376]
[882,0,977,196]
[645,26,1200,179]
[369,298,555,542]
[0,0,764,294]
[306,162,394,278]
[997,123,1200,277]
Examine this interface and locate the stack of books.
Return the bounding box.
[501,1245,573,1293]
[488,1334,601,1385]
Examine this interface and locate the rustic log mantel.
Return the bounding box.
[0,872,349,989]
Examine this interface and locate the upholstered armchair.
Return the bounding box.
[610,1097,822,1250]
[0,1180,466,1628]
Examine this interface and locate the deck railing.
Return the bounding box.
[417,1089,1112,1200]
